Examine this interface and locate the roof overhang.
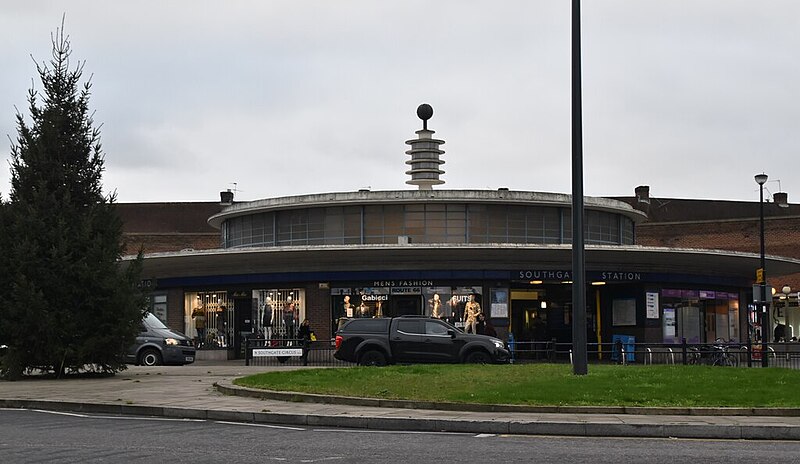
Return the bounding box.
[125,244,800,283]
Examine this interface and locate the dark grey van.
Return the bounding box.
[126,313,196,366]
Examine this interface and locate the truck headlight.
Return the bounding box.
[493,340,504,349]
[164,338,179,346]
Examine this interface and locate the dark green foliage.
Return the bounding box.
[0,26,145,379]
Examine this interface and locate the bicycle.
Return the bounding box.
[710,338,738,367]
[687,339,738,367]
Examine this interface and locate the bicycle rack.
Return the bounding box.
[645,347,675,365]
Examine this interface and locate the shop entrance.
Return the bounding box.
[233,296,253,358]
[510,290,548,343]
[509,285,575,344]
[388,296,422,317]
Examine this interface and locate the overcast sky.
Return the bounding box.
[1,1,798,204]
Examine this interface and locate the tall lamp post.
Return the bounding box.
[571,0,588,375]
[755,172,769,368]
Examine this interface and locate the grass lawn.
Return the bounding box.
[233,364,800,408]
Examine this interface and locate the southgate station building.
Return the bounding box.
[127,106,800,359]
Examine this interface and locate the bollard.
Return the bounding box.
[508,332,515,364]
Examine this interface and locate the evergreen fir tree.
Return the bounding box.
[0,25,144,379]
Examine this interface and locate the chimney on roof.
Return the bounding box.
[635,186,650,204]
[773,191,789,208]
[220,189,234,206]
[634,185,650,214]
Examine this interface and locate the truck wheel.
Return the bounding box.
[358,350,387,366]
[465,351,491,364]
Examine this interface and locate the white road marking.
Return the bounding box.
[30,409,89,418]
[214,420,305,431]
[312,428,472,436]
[475,433,496,438]
[7,408,197,424]
[92,415,206,422]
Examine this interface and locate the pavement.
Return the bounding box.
[2,360,800,440]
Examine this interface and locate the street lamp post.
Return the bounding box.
[755,172,769,368]
[571,0,588,375]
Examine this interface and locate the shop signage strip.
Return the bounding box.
[252,348,303,357]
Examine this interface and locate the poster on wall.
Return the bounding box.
[612,298,636,326]
[490,288,508,318]
[663,307,676,338]
[646,292,659,319]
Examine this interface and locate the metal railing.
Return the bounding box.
[244,338,349,367]
[244,337,800,369]
[508,340,800,369]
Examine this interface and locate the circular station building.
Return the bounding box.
[133,107,800,360]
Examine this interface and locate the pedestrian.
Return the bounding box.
[480,314,497,338]
[298,319,315,366]
[774,323,787,343]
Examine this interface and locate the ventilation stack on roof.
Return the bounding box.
[220,189,234,206]
[405,103,445,190]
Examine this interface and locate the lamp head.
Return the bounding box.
[755,173,768,186]
[783,285,792,294]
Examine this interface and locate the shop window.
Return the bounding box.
[185,291,232,349]
[252,289,305,340]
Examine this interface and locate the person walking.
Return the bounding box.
[298,319,315,366]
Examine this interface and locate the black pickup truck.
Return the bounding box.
[334,316,510,366]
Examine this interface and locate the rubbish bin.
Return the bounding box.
[611,335,636,363]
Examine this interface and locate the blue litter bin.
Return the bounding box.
[611,335,635,363]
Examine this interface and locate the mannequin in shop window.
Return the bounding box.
[429,294,443,319]
[217,305,228,347]
[448,295,463,326]
[342,295,354,318]
[283,298,297,338]
[192,304,206,348]
[262,297,274,340]
[463,294,482,334]
[358,301,371,318]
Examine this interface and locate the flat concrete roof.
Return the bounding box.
[126,244,800,285]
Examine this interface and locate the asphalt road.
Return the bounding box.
[3,409,800,464]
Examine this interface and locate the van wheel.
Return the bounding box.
[140,348,162,366]
[465,351,491,364]
[358,350,387,366]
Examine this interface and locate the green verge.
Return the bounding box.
[233,364,800,407]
